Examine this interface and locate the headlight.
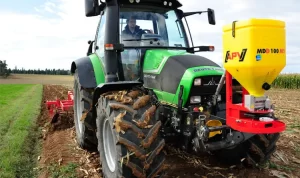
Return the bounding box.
[190,96,201,104]
[194,78,201,86]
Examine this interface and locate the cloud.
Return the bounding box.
[179,0,300,73]
[1,0,299,73]
[1,0,99,70]
[35,1,57,14]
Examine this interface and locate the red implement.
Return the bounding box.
[225,71,286,134]
[46,91,74,122]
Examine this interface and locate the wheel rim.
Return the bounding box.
[75,85,83,134]
[103,119,117,172]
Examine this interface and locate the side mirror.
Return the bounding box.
[207,8,216,25]
[85,0,101,17]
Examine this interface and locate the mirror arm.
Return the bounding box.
[87,40,95,56]
[180,9,216,25]
[182,11,204,19]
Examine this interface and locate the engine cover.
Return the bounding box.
[143,51,220,94]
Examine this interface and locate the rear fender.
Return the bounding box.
[71,56,97,88]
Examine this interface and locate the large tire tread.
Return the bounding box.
[74,70,97,151]
[81,88,98,148]
[245,133,280,167]
[96,89,166,178]
[214,133,280,167]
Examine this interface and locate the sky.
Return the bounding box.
[1,0,299,73]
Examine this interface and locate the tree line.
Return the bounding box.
[0,60,71,77]
[12,68,70,75]
[0,60,10,78]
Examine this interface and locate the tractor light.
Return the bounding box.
[136,0,140,3]
[209,46,215,51]
[129,0,134,3]
[190,96,201,104]
[105,44,114,50]
[193,107,199,112]
[163,1,167,5]
[194,78,201,86]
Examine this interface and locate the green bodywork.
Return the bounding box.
[143,50,190,74]
[89,49,224,108]
[143,49,224,107]
[89,54,105,85]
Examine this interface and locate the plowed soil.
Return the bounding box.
[37,85,101,178]
[36,84,300,178]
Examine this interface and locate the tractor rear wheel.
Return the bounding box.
[73,70,97,151]
[214,133,280,167]
[96,89,166,178]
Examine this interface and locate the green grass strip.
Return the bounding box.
[0,84,34,109]
[0,84,43,178]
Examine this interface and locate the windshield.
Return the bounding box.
[119,9,187,48]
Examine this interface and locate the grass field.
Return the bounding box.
[0,74,300,178]
[0,84,43,178]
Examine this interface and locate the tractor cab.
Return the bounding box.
[119,10,187,48]
[119,8,189,80]
[86,0,216,81]
[117,1,216,81]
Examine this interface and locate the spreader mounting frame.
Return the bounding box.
[225,71,286,134]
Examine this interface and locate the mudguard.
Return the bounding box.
[91,81,142,116]
[92,81,142,104]
[71,56,97,88]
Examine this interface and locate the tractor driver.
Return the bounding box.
[121,16,146,41]
[121,16,147,80]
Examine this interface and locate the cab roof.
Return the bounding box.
[118,0,182,9]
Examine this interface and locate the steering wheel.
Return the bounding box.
[132,29,154,40]
[142,29,153,34]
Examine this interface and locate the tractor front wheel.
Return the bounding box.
[96,89,166,178]
[214,133,280,167]
[73,70,97,151]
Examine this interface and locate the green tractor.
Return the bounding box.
[71,0,285,177]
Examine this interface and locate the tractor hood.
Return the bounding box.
[143,49,223,95]
[143,49,220,75]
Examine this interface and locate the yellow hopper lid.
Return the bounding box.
[222,18,286,96]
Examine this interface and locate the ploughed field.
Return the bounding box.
[1,74,300,178]
[0,74,73,87]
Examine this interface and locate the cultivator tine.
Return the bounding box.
[51,113,60,124]
[46,90,74,123]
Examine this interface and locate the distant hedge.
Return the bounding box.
[272,74,300,89]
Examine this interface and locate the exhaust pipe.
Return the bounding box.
[213,72,226,106]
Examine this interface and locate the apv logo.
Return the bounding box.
[224,49,247,63]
